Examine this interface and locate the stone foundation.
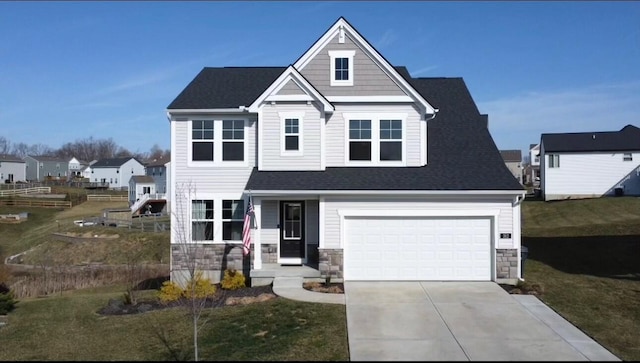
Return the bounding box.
[171,243,252,285]
[319,248,343,280]
[496,248,519,280]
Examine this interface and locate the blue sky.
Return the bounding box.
[2,1,639,158]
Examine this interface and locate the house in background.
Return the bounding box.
[523,143,540,185]
[24,155,69,181]
[500,150,523,184]
[166,17,525,286]
[90,157,145,190]
[145,158,169,194]
[0,154,26,183]
[81,160,98,179]
[68,157,89,178]
[128,175,167,215]
[540,125,640,201]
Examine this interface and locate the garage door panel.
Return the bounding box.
[345,217,492,281]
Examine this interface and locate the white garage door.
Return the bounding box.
[344,217,492,281]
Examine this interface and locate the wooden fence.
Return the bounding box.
[87,194,128,202]
[0,199,72,208]
[0,187,51,197]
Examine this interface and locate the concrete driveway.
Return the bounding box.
[345,281,620,361]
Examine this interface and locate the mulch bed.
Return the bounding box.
[499,283,544,296]
[98,284,276,316]
[303,282,344,294]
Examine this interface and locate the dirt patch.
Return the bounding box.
[303,281,344,294]
[98,284,276,315]
[500,283,544,296]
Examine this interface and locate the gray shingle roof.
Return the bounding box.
[167,67,286,109]
[500,150,522,162]
[541,125,640,152]
[93,157,140,168]
[26,155,67,162]
[0,154,24,163]
[130,175,154,183]
[246,77,523,191]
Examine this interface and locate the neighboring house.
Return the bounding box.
[0,154,26,183]
[128,175,166,214]
[165,161,171,214]
[166,17,525,286]
[500,150,523,184]
[523,143,540,185]
[68,157,88,178]
[145,158,169,194]
[81,160,98,179]
[540,124,640,201]
[90,157,145,190]
[24,155,69,181]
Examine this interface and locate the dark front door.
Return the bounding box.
[280,201,305,259]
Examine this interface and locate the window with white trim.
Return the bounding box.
[349,120,372,161]
[549,154,560,168]
[192,200,214,241]
[329,50,355,86]
[284,118,300,151]
[222,199,244,241]
[189,119,247,165]
[379,120,402,161]
[192,120,214,161]
[623,153,632,161]
[222,120,244,161]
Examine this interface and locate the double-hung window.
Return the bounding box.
[329,50,355,86]
[190,119,246,165]
[192,120,214,161]
[222,199,244,241]
[379,120,402,161]
[192,200,214,241]
[284,118,300,151]
[349,120,372,161]
[549,154,560,168]
[222,120,244,161]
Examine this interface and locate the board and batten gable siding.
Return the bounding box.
[171,114,257,197]
[276,79,306,95]
[322,196,516,250]
[544,151,640,200]
[261,102,322,170]
[299,33,405,96]
[325,103,423,167]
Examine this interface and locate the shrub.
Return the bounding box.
[220,269,246,290]
[158,271,217,303]
[0,283,16,315]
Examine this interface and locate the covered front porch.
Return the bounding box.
[248,194,342,286]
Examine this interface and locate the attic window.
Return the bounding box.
[329,50,355,86]
[623,153,633,161]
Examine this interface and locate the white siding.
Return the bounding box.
[325,104,423,167]
[322,196,515,250]
[261,102,322,170]
[171,115,257,241]
[543,151,640,200]
[0,161,26,183]
[299,33,405,96]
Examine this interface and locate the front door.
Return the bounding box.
[279,201,305,264]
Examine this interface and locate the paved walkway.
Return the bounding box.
[271,278,620,361]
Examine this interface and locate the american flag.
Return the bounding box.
[242,195,254,256]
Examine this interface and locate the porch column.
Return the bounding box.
[253,197,262,269]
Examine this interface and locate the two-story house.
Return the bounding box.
[167,17,525,286]
[90,157,145,190]
[68,157,89,179]
[0,154,26,183]
[500,150,523,184]
[540,125,640,201]
[24,155,69,182]
[523,143,540,185]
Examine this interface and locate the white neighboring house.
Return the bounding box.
[524,143,541,186]
[81,160,98,179]
[0,154,26,183]
[90,157,145,190]
[68,157,88,178]
[541,124,640,201]
[166,17,525,286]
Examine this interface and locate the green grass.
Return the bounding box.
[522,197,640,361]
[0,286,349,361]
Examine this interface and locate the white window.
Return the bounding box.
[549,154,560,168]
[623,153,632,161]
[345,113,407,165]
[280,112,304,155]
[222,199,244,241]
[192,200,214,241]
[189,119,247,166]
[329,50,355,86]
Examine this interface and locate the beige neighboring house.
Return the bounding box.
[500,150,523,184]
